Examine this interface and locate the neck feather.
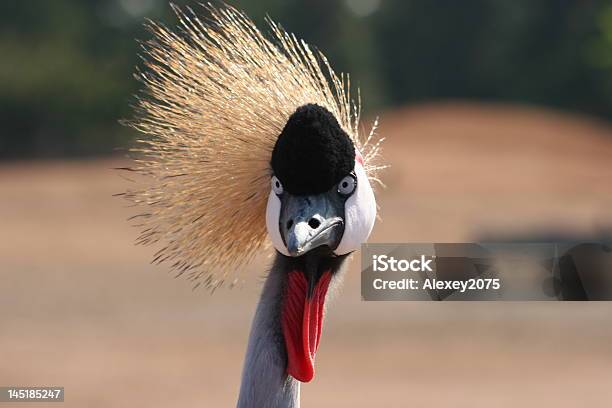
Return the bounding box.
[237,254,299,408]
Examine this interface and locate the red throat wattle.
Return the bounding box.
[281,270,332,382]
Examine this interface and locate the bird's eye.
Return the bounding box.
[337,174,356,196]
[271,176,284,195]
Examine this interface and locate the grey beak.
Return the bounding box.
[279,192,345,257]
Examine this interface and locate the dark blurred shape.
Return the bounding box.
[1,0,612,158]
[556,243,612,300]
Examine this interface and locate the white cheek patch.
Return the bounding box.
[266,191,290,256]
[334,162,377,255]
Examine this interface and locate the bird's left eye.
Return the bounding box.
[271,175,284,195]
[337,174,356,196]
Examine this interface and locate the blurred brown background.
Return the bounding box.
[1,0,612,406]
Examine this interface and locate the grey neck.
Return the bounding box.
[237,254,300,408]
[236,251,349,408]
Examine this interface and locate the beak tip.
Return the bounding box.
[284,218,344,257]
[286,240,298,257]
[287,246,304,257]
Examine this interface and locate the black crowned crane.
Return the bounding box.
[123,4,385,407]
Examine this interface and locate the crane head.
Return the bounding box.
[266,103,377,259]
[265,104,377,382]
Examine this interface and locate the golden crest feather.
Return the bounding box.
[123,3,385,290]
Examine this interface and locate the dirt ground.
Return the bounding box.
[1,102,611,407]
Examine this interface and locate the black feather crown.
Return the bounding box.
[272,104,356,196]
